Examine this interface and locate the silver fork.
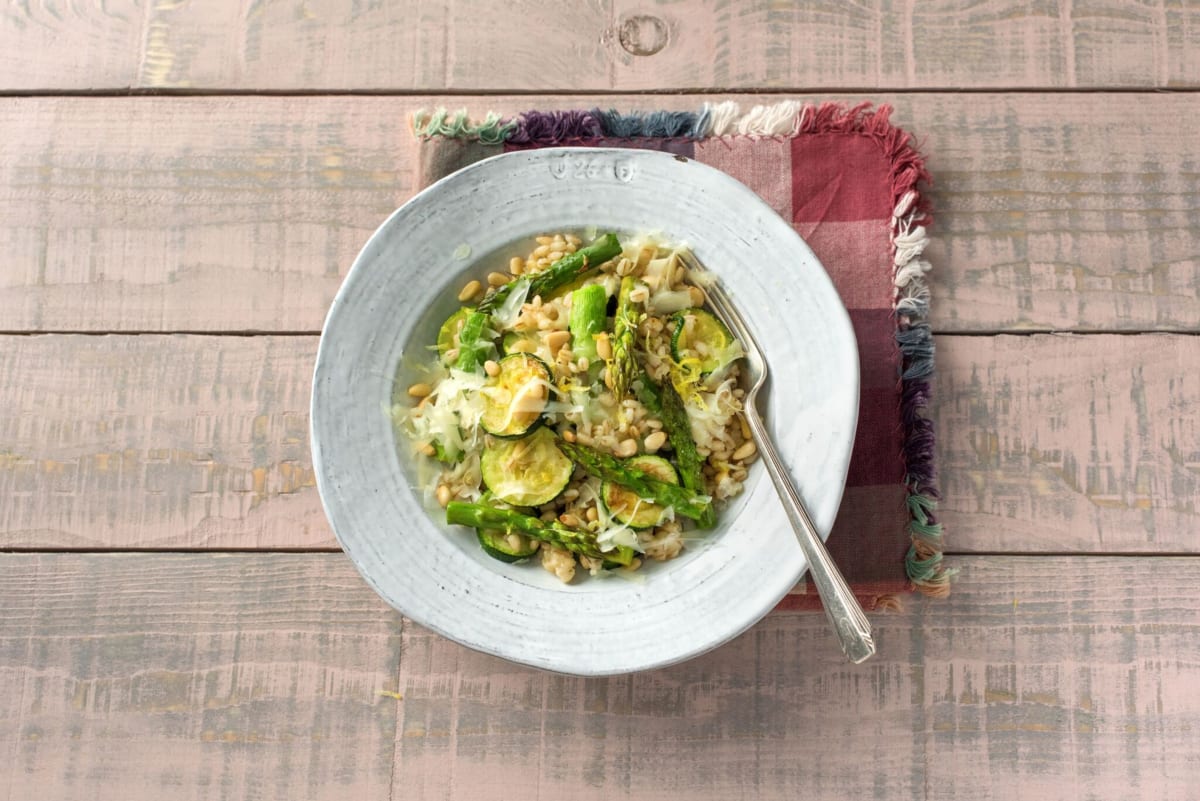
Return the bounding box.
[698,267,876,664]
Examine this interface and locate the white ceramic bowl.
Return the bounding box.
[311,147,858,676]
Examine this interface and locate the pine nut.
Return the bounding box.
[559,513,582,528]
[483,359,501,377]
[536,236,553,246]
[487,271,511,287]
[644,431,667,452]
[629,285,649,304]
[444,347,459,363]
[419,442,436,457]
[738,414,752,440]
[645,418,663,430]
[436,484,451,507]
[689,286,706,307]
[546,330,570,354]
[732,440,758,461]
[407,382,432,398]
[533,245,550,258]
[595,333,612,361]
[510,257,525,275]
[586,505,599,522]
[575,432,594,446]
[458,280,482,302]
[561,429,577,443]
[577,356,590,371]
[548,250,563,262]
[616,438,638,458]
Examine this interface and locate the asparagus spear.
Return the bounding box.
[476,233,622,315]
[608,275,640,400]
[556,439,713,523]
[659,378,717,528]
[446,501,634,565]
[569,283,607,385]
[569,284,607,361]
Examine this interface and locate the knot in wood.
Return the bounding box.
[618,14,668,57]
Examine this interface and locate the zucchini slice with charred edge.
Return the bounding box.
[476,528,539,562]
[669,308,738,375]
[601,454,679,529]
[480,428,572,507]
[479,352,551,438]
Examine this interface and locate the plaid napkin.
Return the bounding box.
[413,102,947,608]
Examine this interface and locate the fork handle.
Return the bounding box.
[743,406,876,664]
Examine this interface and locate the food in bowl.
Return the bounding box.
[392,232,760,583]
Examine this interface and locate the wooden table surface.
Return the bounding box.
[2,3,1199,799]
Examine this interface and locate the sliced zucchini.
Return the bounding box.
[479,352,552,438]
[476,528,539,562]
[436,307,474,361]
[602,454,679,529]
[669,308,738,374]
[481,428,572,506]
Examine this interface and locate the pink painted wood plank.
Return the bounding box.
[3,554,1195,800]
[0,96,412,334]
[0,0,143,90]
[4,333,1199,554]
[2,94,1197,334]
[0,335,333,549]
[936,334,1200,553]
[2,1,1199,91]
[0,553,401,801]
[394,554,1200,801]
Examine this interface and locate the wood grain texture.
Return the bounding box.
[0,553,402,801]
[2,1,1199,91]
[2,93,1197,334]
[0,96,411,334]
[0,335,332,549]
[937,334,1200,553]
[3,554,1197,800]
[395,554,1200,801]
[5,333,1199,555]
[0,0,143,90]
